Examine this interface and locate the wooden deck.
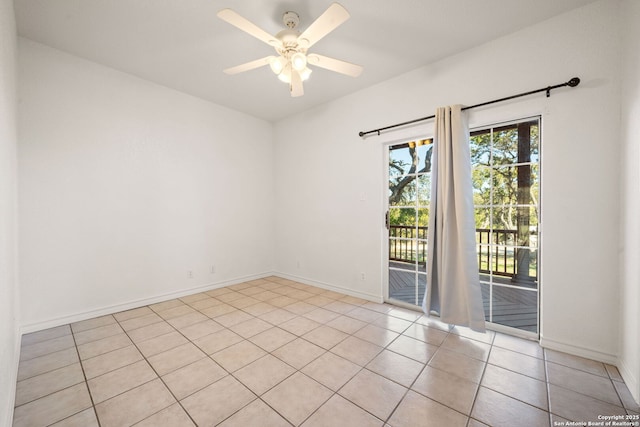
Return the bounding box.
[389,267,538,332]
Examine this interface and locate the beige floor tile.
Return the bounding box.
[346,307,383,323]
[259,308,298,325]
[467,418,491,427]
[488,346,546,381]
[238,285,268,296]
[366,349,424,388]
[20,334,76,362]
[492,332,541,358]
[362,301,394,314]
[200,302,237,318]
[326,315,367,334]
[272,338,326,369]
[284,301,318,315]
[177,318,224,341]
[17,347,79,381]
[76,333,132,360]
[215,310,255,327]
[15,362,85,406]
[371,315,413,334]
[217,399,291,427]
[305,295,335,307]
[241,301,278,316]
[606,364,624,381]
[149,298,185,313]
[415,315,452,332]
[126,321,174,343]
[249,327,297,352]
[354,324,399,347]
[188,296,223,311]
[545,348,608,377]
[302,351,361,391]
[181,375,256,426]
[13,383,92,427]
[289,289,316,300]
[162,357,227,400]
[302,325,349,350]
[180,292,210,304]
[147,342,206,376]
[192,328,244,354]
[481,363,548,410]
[302,394,383,427]
[205,287,235,297]
[73,323,124,346]
[279,316,322,336]
[166,312,208,329]
[547,361,621,405]
[119,312,163,332]
[50,408,99,427]
[268,295,298,308]
[113,306,154,322]
[386,335,438,364]
[136,331,188,358]
[250,290,282,302]
[157,304,196,320]
[212,340,267,372]
[263,372,333,426]
[330,336,383,366]
[412,365,478,415]
[229,317,273,338]
[135,403,195,427]
[340,295,369,306]
[95,378,175,427]
[303,308,341,324]
[217,291,247,302]
[228,296,260,309]
[21,325,72,347]
[613,380,640,411]
[440,334,491,361]
[82,345,143,379]
[449,326,495,345]
[70,316,116,334]
[388,390,468,427]
[323,300,358,315]
[87,360,157,403]
[401,323,448,346]
[387,308,422,322]
[428,348,485,383]
[234,354,296,395]
[339,369,407,421]
[471,386,549,427]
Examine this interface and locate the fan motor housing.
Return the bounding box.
[282,11,300,29]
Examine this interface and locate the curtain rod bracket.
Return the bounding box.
[546,87,551,98]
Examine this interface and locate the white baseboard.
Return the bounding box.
[20,271,276,334]
[539,336,618,365]
[618,357,640,406]
[275,272,383,303]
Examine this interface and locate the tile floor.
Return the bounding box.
[12,276,640,426]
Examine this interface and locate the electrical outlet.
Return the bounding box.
[210,265,216,274]
[296,260,300,269]
[187,270,193,279]
[360,272,365,281]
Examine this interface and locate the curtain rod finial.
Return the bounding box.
[568,77,580,87]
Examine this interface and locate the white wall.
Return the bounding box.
[274,0,622,362]
[18,39,275,330]
[0,0,18,424]
[619,0,640,405]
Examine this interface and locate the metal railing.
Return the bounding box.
[389,225,537,279]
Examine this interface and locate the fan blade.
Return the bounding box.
[290,70,304,97]
[297,3,350,48]
[307,54,363,77]
[224,56,274,75]
[217,9,280,47]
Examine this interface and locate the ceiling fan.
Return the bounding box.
[217,3,363,97]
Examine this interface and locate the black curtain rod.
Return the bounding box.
[358,77,581,138]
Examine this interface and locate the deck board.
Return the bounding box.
[389,267,538,332]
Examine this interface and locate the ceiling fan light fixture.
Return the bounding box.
[291,52,307,71]
[278,64,292,83]
[269,56,285,75]
[300,67,312,81]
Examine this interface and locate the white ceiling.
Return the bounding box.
[15,0,598,122]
